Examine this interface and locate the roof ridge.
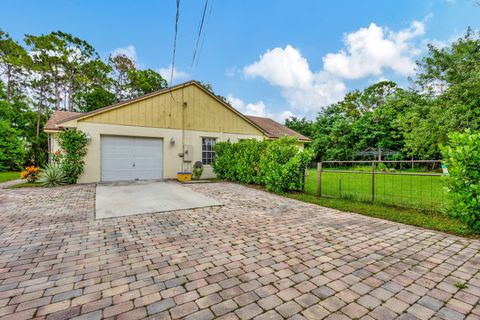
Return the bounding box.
[245,115,311,142]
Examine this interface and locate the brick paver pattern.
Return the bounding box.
[0,182,479,320]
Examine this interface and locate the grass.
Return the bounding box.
[304,168,446,212]
[0,171,20,183]
[7,182,42,189]
[454,282,468,289]
[287,192,475,238]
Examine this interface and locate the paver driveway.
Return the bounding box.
[0,182,479,320]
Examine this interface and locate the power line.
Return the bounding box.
[191,0,209,67]
[193,0,213,68]
[170,0,180,88]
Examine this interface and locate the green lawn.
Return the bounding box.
[0,171,20,183]
[304,168,446,212]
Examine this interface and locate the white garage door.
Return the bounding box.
[101,136,163,182]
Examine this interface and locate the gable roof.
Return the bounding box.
[245,116,311,142]
[55,81,261,129]
[46,80,310,142]
[44,111,82,131]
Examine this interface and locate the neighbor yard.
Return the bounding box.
[304,168,446,212]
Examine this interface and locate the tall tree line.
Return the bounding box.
[0,29,167,169]
[286,30,480,161]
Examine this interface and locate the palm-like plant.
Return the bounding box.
[38,163,68,187]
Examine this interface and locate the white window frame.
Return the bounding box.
[202,137,216,165]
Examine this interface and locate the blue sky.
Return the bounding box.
[1,0,478,121]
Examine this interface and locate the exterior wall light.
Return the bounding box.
[85,133,92,144]
[170,137,175,145]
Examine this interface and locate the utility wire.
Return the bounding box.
[169,0,180,101]
[193,0,213,68]
[170,0,180,88]
[191,0,209,67]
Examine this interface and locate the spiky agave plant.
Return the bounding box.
[38,162,68,187]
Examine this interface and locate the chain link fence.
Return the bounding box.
[304,160,446,212]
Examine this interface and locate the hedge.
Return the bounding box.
[213,136,314,193]
[441,130,480,232]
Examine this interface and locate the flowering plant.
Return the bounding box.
[20,165,40,182]
[51,149,66,164]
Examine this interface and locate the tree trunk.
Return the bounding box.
[55,77,61,110]
[36,86,44,138]
[6,66,12,101]
[68,77,73,111]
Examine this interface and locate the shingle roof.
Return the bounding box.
[46,110,311,142]
[245,115,311,142]
[44,111,82,131]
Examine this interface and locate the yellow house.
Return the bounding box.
[44,80,310,183]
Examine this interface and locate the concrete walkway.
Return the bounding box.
[95,180,222,219]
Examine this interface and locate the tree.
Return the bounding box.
[78,86,116,112]
[76,59,115,112]
[108,53,136,100]
[303,81,401,160]
[0,120,24,171]
[0,30,29,100]
[284,117,315,138]
[198,82,230,104]
[51,31,98,111]
[0,80,46,166]
[127,69,167,96]
[24,31,104,111]
[25,32,67,110]
[397,30,480,159]
[0,28,171,169]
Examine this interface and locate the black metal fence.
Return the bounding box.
[304,160,446,212]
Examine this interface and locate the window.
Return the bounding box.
[202,137,216,165]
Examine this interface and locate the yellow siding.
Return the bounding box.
[80,84,263,135]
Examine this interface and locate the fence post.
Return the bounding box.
[371,161,375,203]
[317,162,322,197]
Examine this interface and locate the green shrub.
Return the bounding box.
[55,129,88,184]
[213,139,267,184]
[0,120,25,171]
[441,130,480,232]
[258,137,314,193]
[192,161,203,180]
[38,162,68,187]
[213,137,313,193]
[211,140,231,179]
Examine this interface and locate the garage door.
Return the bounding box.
[101,136,163,182]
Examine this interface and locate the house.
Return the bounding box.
[44,80,310,183]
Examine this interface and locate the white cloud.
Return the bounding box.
[227,94,296,123]
[278,110,295,122]
[323,21,425,79]
[111,45,137,64]
[244,45,313,89]
[243,45,346,112]
[158,65,190,84]
[227,94,267,117]
[225,66,240,77]
[242,20,426,113]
